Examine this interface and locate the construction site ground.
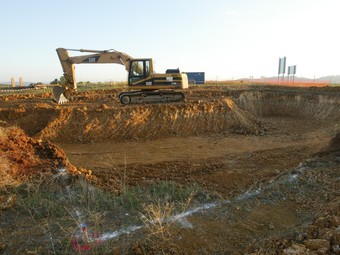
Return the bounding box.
[0,85,339,254]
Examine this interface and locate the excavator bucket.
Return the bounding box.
[52,86,69,104]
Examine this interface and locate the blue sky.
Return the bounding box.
[1,0,339,83]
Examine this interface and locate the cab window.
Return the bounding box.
[129,60,151,84]
[131,61,144,77]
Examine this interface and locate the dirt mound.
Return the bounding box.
[0,126,92,186]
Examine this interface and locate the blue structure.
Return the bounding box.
[185,72,205,84]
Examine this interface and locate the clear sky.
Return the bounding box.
[1,0,339,83]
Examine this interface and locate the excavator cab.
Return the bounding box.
[128,59,151,84]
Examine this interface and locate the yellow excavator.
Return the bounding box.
[53,48,189,104]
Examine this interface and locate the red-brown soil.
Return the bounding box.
[0,85,339,254]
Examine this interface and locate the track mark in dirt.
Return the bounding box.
[61,123,330,167]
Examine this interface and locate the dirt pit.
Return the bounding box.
[0,85,339,254]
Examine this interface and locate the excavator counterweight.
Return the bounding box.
[53,48,188,104]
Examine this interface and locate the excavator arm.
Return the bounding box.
[53,48,133,103]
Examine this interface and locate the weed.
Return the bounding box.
[140,200,175,241]
[138,190,196,254]
[0,156,18,188]
[116,189,141,211]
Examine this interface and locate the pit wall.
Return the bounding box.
[37,98,261,143]
[232,91,340,120]
[37,91,340,143]
[1,90,339,144]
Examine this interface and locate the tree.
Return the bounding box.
[50,78,59,85]
[59,76,66,85]
[50,76,66,85]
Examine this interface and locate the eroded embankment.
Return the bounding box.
[34,98,263,143]
[0,89,339,143]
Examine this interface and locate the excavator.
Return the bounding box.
[53,48,189,104]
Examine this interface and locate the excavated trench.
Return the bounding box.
[1,87,339,193]
[0,88,339,143]
[233,90,340,120]
[1,87,339,254]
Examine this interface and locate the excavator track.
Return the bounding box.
[118,90,185,105]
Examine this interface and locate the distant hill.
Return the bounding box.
[2,75,340,86]
[316,75,340,84]
[238,75,340,84]
[0,81,37,87]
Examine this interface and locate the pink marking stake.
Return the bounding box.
[71,225,101,253]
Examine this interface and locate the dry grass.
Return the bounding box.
[139,191,195,254]
[0,156,18,188]
[0,169,208,254]
[140,200,175,241]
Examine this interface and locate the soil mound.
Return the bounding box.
[0,126,92,186]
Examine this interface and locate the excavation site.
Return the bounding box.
[0,85,339,254]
